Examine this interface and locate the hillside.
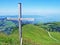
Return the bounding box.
[22,24,60,45]
[0,27,20,45]
[0,24,60,45]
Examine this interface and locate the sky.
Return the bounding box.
[0,0,60,16]
[0,0,19,15]
[21,0,60,15]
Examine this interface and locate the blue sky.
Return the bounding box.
[21,0,60,15]
[0,0,18,15]
[0,0,60,16]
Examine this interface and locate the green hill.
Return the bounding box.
[0,24,60,45]
[22,24,60,45]
[0,27,20,45]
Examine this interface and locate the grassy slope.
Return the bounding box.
[0,28,20,45]
[50,32,60,41]
[0,24,60,45]
[22,24,60,45]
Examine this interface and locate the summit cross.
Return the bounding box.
[7,3,34,45]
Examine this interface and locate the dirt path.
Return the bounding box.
[46,30,59,41]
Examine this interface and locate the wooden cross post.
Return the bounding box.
[18,3,22,45]
[7,3,34,45]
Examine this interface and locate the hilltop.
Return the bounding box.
[22,24,60,45]
[0,22,60,45]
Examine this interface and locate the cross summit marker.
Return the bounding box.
[7,3,34,45]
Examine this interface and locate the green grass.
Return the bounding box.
[0,28,20,45]
[50,32,60,41]
[0,24,60,45]
[22,24,60,45]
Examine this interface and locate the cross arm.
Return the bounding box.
[20,18,34,21]
[7,17,34,21]
[7,17,18,20]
